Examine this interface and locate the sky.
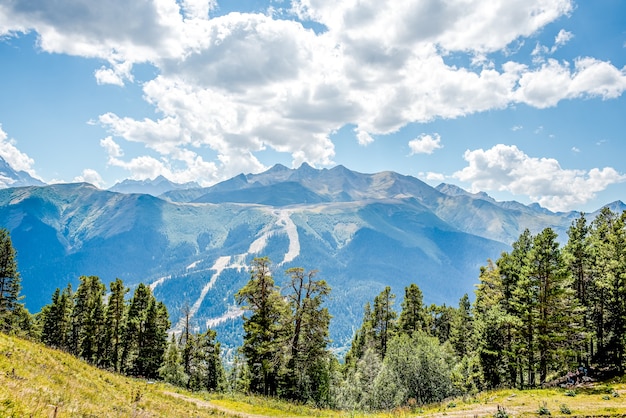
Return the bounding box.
[0,0,625,212]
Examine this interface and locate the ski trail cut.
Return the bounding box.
[276,210,300,265]
[173,255,230,333]
[206,305,244,328]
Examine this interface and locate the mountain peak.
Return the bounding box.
[109,176,200,196]
[0,155,45,188]
[436,183,494,202]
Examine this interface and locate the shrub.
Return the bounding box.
[537,401,551,415]
[493,405,509,418]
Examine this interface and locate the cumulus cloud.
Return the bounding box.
[73,169,104,188]
[355,129,374,146]
[0,125,39,177]
[421,171,446,182]
[408,133,443,155]
[554,29,574,48]
[1,0,625,185]
[453,144,626,211]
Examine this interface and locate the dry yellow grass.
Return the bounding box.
[0,333,230,417]
[3,332,626,418]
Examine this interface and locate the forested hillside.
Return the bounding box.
[3,206,626,413]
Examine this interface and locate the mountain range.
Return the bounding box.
[0,160,623,349]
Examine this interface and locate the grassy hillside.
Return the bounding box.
[0,333,231,417]
[2,332,626,417]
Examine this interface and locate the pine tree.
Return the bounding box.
[371,286,397,358]
[235,257,289,395]
[450,293,473,358]
[70,276,106,362]
[398,283,427,336]
[121,283,152,375]
[159,334,188,387]
[137,299,170,379]
[282,267,332,403]
[103,278,128,372]
[592,210,626,371]
[122,283,169,378]
[473,260,517,388]
[527,228,579,384]
[0,228,24,333]
[498,229,533,387]
[40,284,73,349]
[563,213,593,362]
[187,328,225,392]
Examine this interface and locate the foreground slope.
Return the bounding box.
[0,333,233,417]
[3,333,626,418]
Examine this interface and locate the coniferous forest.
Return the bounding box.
[2,208,626,411]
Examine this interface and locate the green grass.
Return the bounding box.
[3,332,626,417]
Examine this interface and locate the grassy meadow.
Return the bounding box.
[2,332,626,417]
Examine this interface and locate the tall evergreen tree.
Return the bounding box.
[103,278,128,371]
[41,284,73,350]
[136,299,170,379]
[592,210,626,371]
[0,228,24,333]
[498,229,533,387]
[398,283,427,336]
[70,276,106,362]
[371,286,397,358]
[473,260,518,388]
[159,334,188,387]
[121,283,153,375]
[563,213,593,362]
[526,228,579,384]
[187,328,225,392]
[282,267,332,403]
[235,257,288,395]
[450,293,473,358]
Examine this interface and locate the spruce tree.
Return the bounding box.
[398,283,427,336]
[159,334,188,387]
[283,267,332,403]
[235,257,288,396]
[371,286,397,358]
[187,328,225,392]
[0,228,24,333]
[41,285,73,349]
[70,276,106,362]
[122,283,169,378]
[104,278,128,371]
[563,213,593,362]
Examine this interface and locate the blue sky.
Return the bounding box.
[0,0,625,212]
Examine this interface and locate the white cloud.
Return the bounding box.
[408,133,443,155]
[421,171,445,182]
[73,169,104,188]
[355,129,374,146]
[514,58,626,108]
[453,144,626,211]
[554,29,574,48]
[100,136,123,158]
[3,0,626,185]
[0,125,39,178]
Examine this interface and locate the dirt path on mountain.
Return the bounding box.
[164,391,272,418]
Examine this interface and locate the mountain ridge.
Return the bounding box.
[1,163,623,349]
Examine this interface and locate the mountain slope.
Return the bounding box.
[0,333,238,417]
[0,164,617,349]
[109,175,200,196]
[0,156,45,188]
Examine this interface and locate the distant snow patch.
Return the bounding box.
[205,305,244,328]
